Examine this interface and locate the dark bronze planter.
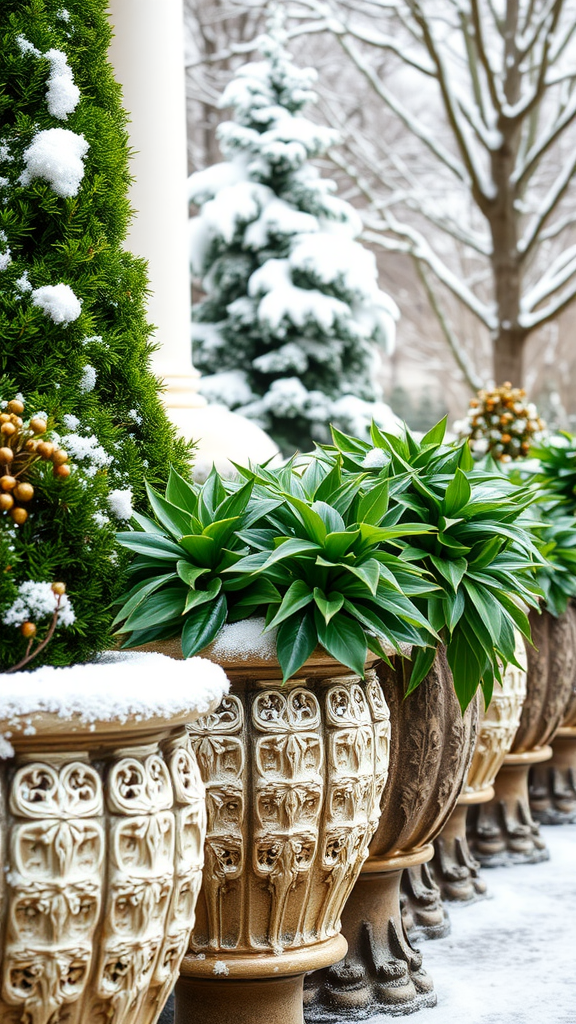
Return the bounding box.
[469,607,576,866]
[401,862,450,942]
[433,634,527,901]
[530,685,576,825]
[304,649,478,1019]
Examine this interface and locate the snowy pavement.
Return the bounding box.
[368,823,576,1024]
[160,824,575,1024]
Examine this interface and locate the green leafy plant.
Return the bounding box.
[324,418,544,709]
[530,433,576,513]
[113,460,439,679]
[529,509,576,618]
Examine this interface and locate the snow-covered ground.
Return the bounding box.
[370,823,576,1024]
[159,824,575,1024]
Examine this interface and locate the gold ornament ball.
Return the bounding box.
[54,463,71,479]
[0,447,14,465]
[0,413,9,423]
[30,417,47,435]
[0,476,16,491]
[0,422,16,436]
[25,439,39,452]
[52,449,69,466]
[10,506,28,525]
[20,621,37,638]
[0,493,14,512]
[37,441,55,459]
[14,482,34,503]
[7,400,25,415]
[51,582,66,596]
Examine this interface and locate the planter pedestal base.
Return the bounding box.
[401,862,450,941]
[176,936,346,1024]
[432,786,492,902]
[468,748,552,867]
[530,728,576,824]
[303,848,436,1019]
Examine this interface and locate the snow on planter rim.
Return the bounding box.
[207,617,412,664]
[0,651,229,756]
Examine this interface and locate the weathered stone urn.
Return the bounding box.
[469,607,576,866]
[432,634,527,902]
[530,678,576,825]
[305,648,478,1019]
[173,639,391,1024]
[400,861,450,942]
[0,654,222,1024]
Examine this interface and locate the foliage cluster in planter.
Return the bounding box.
[114,419,545,711]
[0,0,190,670]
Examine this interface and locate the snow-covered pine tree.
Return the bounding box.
[0,0,190,671]
[189,20,399,454]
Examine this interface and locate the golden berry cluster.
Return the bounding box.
[0,399,71,525]
[457,383,545,462]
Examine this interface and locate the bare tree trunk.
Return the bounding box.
[492,325,528,384]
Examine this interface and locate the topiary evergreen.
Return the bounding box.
[0,0,191,671]
[189,19,399,455]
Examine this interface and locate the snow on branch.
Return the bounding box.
[519,149,576,257]
[363,212,497,330]
[336,33,470,185]
[521,245,576,312]
[520,275,576,329]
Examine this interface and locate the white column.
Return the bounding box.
[107,0,204,411]
[107,0,280,477]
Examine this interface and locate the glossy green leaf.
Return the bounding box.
[315,611,367,677]
[145,482,193,539]
[313,588,344,624]
[266,580,314,630]
[184,577,222,613]
[181,594,227,658]
[179,534,217,566]
[116,532,184,560]
[444,469,472,516]
[277,611,317,681]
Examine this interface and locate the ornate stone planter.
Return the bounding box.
[304,648,478,1019]
[0,652,226,1024]
[173,642,391,1024]
[432,633,527,902]
[469,607,576,866]
[530,684,576,825]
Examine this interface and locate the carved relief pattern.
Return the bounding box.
[0,731,206,1024]
[188,666,390,957]
[465,632,528,794]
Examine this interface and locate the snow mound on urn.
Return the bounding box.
[210,618,278,661]
[0,651,230,755]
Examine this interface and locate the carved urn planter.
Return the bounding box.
[432,633,528,902]
[0,651,227,1024]
[304,648,478,1020]
[530,682,576,825]
[172,635,391,1024]
[469,607,576,866]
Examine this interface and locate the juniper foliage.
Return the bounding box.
[0,0,190,670]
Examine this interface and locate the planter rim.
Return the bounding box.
[362,843,434,874]
[182,934,348,980]
[504,744,553,765]
[0,650,228,755]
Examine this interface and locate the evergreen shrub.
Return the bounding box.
[0,0,190,671]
